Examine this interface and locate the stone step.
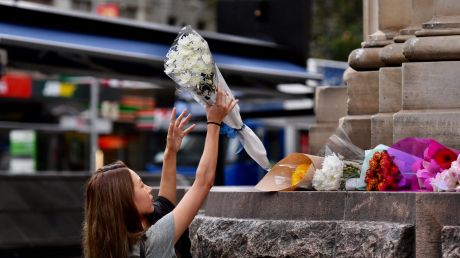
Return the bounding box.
[402,61,460,110]
[393,109,460,148]
[379,67,402,113]
[339,115,372,150]
[309,122,338,155]
[371,112,394,147]
[345,70,379,115]
[314,86,347,123]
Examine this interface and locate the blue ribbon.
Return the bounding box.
[220,123,245,139]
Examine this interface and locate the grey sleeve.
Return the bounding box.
[144,212,176,258]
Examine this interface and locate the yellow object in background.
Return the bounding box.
[291,164,309,186]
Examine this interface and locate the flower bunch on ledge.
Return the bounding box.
[365,150,401,191]
[312,153,344,191]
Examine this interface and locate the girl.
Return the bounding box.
[82,87,237,258]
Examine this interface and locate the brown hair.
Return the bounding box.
[82,161,144,258]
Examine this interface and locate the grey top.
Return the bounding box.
[130,212,177,258]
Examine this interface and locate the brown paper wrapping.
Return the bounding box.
[255,153,324,192]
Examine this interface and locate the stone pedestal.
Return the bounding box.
[404,35,460,61]
[346,70,379,115]
[309,123,337,155]
[339,115,372,150]
[309,86,347,154]
[350,0,412,71]
[349,48,386,71]
[416,0,460,36]
[396,0,434,40]
[346,0,411,147]
[404,0,460,61]
[315,86,347,123]
[379,67,402,113]
[393,109,460,148]
[371,113,393,147]
[380,43,408,66]
[310,86,347,154]
[370,67,402,146]
[402,61,460,109]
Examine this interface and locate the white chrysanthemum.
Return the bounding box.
[202,54,212,64]
[164,66,174,75]
[178,72,191,84]
[178,35,191,46]
[189,76,201,87]
[312,153,344,191]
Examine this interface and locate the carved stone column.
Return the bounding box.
[344,0,411,149]
[373,0,434,147]
[350,0,411,71]
[381,0,434,66]
[404,0,460,61]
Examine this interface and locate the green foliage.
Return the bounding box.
[310,0,363,61]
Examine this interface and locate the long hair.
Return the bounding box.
[82,161,144,258]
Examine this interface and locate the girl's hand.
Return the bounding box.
[206,86,238,124]
[166,108,196,153]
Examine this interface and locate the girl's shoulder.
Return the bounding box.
[144,212,176,258]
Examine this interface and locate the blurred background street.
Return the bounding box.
[0,0,362,256]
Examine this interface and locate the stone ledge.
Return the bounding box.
[198,188,460,258]
[204,188,416,223]
[190,216,414,258]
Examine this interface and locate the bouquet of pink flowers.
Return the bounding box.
[388,137,460,191]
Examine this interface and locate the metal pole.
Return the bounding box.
[89,79,99,173]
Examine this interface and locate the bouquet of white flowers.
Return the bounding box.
[164,26,271,170]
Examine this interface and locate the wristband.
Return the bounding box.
[207,121,222,127]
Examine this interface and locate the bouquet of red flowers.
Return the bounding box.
[365,150,401,191]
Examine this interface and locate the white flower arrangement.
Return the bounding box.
[312,153,344,191]
[164,26,271,170]
[164,30,216,103]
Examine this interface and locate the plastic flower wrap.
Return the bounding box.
[388,137,460,191]
[255,153,324,191]
[291,164,309,187]
[164,26,270,170]
[318,125,364,190]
